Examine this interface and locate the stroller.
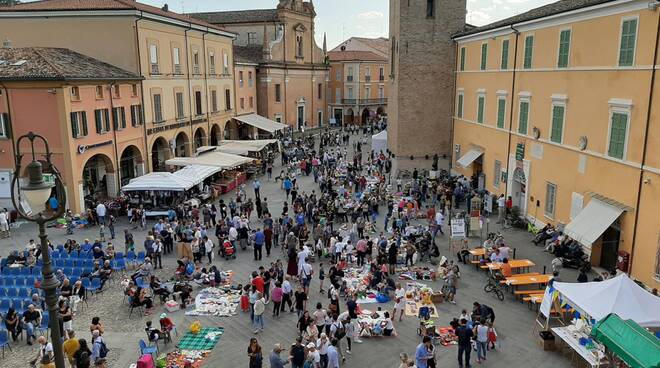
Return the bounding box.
[222,239,236,260]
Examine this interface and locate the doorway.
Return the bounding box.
[334,108,343,126]
[512,167,527,213]
[600,225,621,271]
[297,105,304,131]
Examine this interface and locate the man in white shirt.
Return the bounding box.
[497,195,506,224]
[96,203,107,225]
[228,226,238,248]
[307,342,321,368]
[253,179,261,198]
[204,236,214,264]
[434,212,445,237]
[333,238,345,264]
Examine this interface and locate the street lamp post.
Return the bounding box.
[11,132,66,368]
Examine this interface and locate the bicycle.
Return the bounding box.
[483,270,505,301]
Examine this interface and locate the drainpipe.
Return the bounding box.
[201,29,211,146]
[134,12,149,173]
[503,25,520,200]
[449,41,458,171]
[185,25,194,157]
[627,9,660,277]
[108,81,121,193]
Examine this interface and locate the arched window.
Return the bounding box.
[296,35,304,58]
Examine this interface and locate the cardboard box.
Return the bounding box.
[538,331,555,351]
[165,300,180,312]
[431,292,444,304]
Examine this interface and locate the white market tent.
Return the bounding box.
[122,172,195,192]
[171,165,222,186]
[196,139,278,156]
[165,151,254,169]
[371,130,387,154]
[548,274,660,327]
[234,113,288,133]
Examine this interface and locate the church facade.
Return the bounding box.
[193,0,329,130]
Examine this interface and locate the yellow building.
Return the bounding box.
[452,0,660,287]
[0,0,237,178]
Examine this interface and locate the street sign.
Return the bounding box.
[516,142,525,161]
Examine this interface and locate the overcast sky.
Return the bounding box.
[136,0,556,48]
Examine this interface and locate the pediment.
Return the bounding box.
[293,23,307,32]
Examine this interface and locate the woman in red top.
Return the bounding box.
[251,271,265,294]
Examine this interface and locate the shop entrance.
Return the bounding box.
[599,224,621,271]
[82,154,114,206]
[119,145,142,186]
[512,167,527,213]
[333,108,343,126]
[151,137,170,172]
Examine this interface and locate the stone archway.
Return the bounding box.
[224,119,239,140]
[193,127,206,151]
[210,123,222,146]
[345,108,354,124]
[151,137,170,172]
[361,108,371,125]
[82,153,115,205]
[119,145,144,185]
[175,131,190,157]
[376,106,385,116]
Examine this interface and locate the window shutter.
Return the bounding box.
[95,109,102,133]
[104,109,110,131]
[130,106,136,127]
[112,108,118,130]
[70,112,79,138]
[0,113,9,138]
[81,112,88,136]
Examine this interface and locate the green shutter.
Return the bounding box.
[524,36,534,69]
[480,43,488,70]
[70,112,79,138]
[477,96,485,123]
[608,113,628,159]
[112,108,118,130]
[551,105,565,143]
[457,94,463,118]
[460,47,466,71]
[81,111,88,136]
[518,101,529,134]
[557,30,571,68]
[103,109,110,131]
[501,40,509,69]
[619,19,637,67]
[497,98,506,128]
[95,109,102,133]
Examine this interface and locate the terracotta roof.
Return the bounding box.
[233,45,263,64]
[191,9,279,25]
[0,0,232,34]
[349,37,389,55]
[455,0,617,38]
[327,50,387,62]
[0,47,142,81]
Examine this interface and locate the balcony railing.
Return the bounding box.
[150,63,159,74]
[346,76,353,82]
[341,98,387,105]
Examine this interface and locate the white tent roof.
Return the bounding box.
[165,151,254,168]
[564,198,625,249]
[234,113,288,133]
[456,148,484,168]
[371,130,387,153]
[171,165,222,186]
[552,274,660,327]
[122,172,195,192]
[196,139,278,156]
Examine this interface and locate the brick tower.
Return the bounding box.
[388,0,466,171]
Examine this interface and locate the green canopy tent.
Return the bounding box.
[591,313,660,368]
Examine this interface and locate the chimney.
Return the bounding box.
[161,3,168,12]
[2,39,11,49]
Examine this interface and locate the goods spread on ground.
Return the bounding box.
[185,287,240,317]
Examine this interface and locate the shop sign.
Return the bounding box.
[515,143,525,161]
[77,140,113,154]
[147,121,190,135]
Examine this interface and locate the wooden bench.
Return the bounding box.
[523,295,543,310]
[513,289,545,295]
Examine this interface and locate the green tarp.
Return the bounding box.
[591,314,660,368]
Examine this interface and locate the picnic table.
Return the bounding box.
[481,259,535,273]
[500,274,552,287]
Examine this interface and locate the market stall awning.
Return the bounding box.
[372,130,387,154]
[564,197,624,248]
[196,139,278,156]
[121,172,195,192]
[591,314,660,368]
[172,165,222,186]
[456,148,484,168]
[552,274,660,327]
[165,151,254,169]
[234,113,288,133]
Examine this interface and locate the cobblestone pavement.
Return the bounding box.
[0,132,576,368]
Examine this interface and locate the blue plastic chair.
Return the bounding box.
[136,278,147,289]
[0,288,5,297]
[0,258,8,270]
[139,339,157,357]
[136,251,146,264]
[38,312,49,337]
[17,288,29,299]
[6,288,17,298]
[112,259,126,272]
[18,267,30,276]
[0,329,12,357]
[31,266,42,275]
[64,259,74,268]
[88,278,102,296]
[56,245,65,253]
[115,252,125,260]
[14,278,26,288]
[6,267,19,276]
[4,276,16,286]
[0,299,10,314]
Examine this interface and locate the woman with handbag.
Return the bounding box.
[247,337,263,368]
